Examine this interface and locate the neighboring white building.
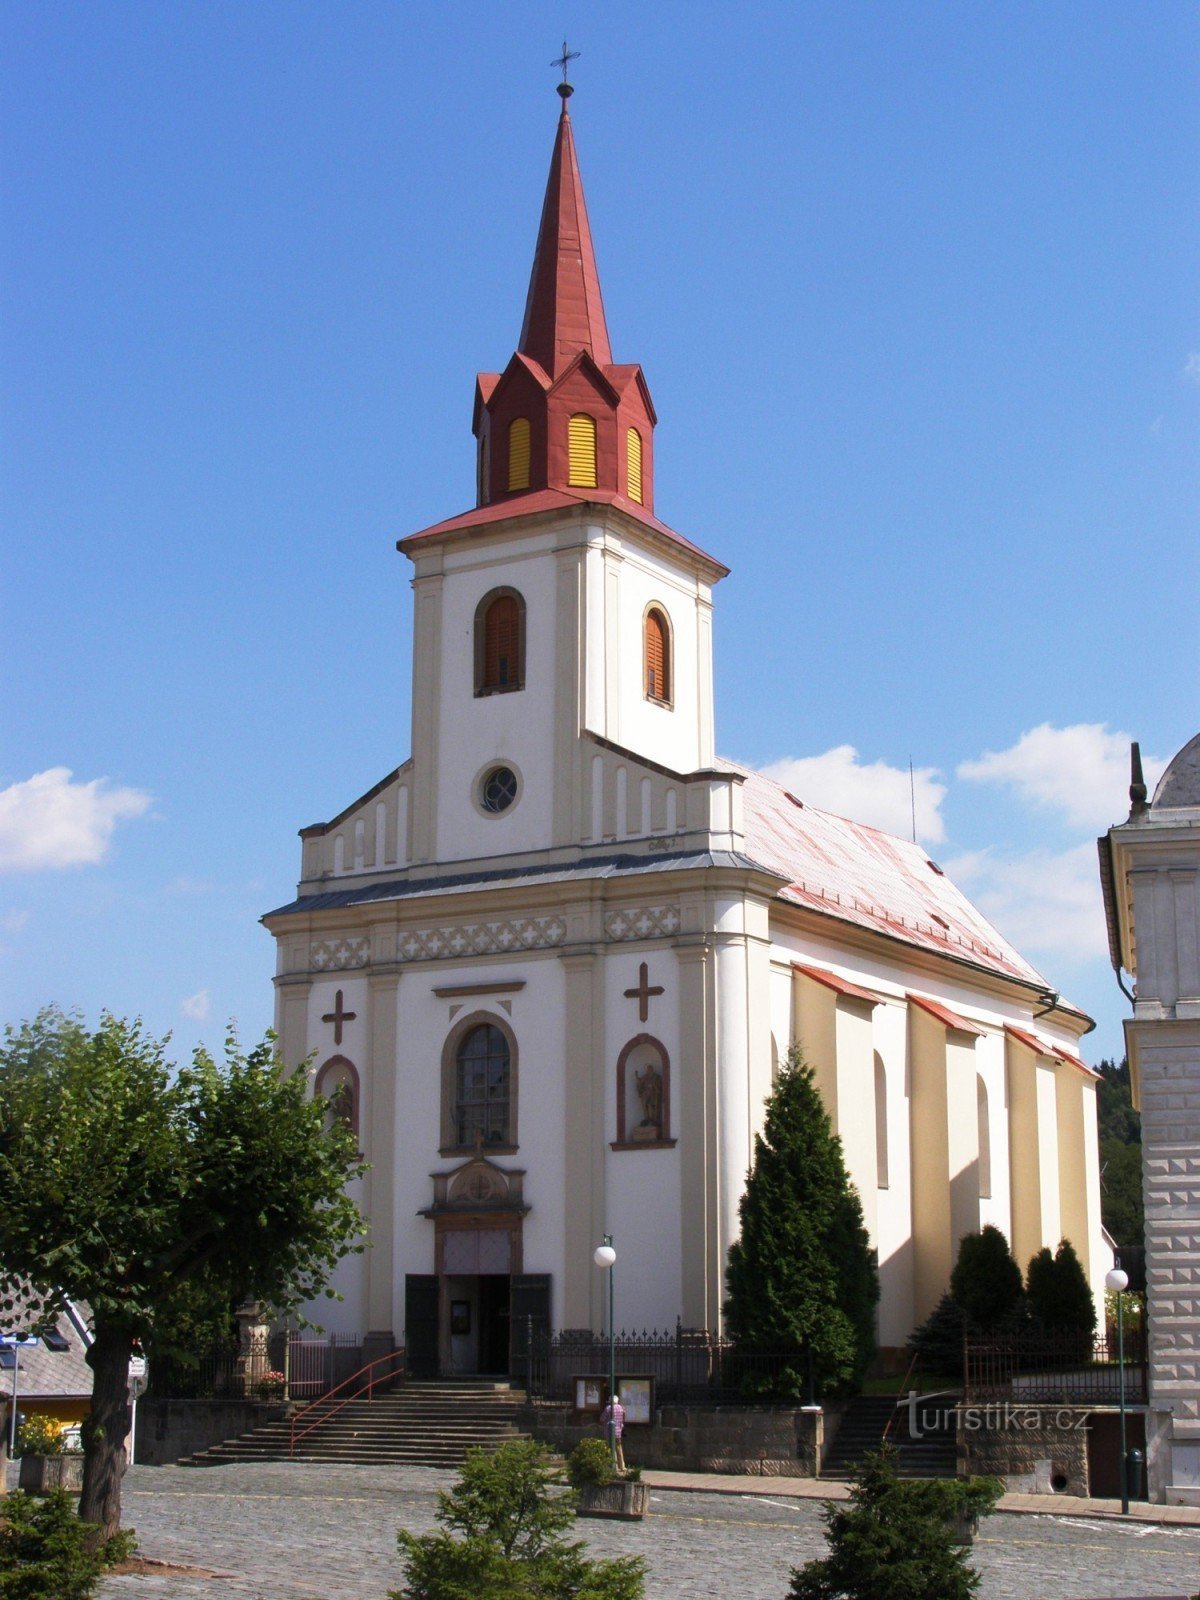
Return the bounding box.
[1101,732,1200,1503]
[264,90,1107,1378]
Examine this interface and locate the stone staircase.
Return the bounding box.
[821,1392,959,1480]
[182,1379,530,1468]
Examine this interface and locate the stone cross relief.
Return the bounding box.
[321,989,357,1045]
[623,961,664,1023]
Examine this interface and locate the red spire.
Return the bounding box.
[518,104,612,380]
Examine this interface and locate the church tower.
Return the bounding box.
[397,87,730,871]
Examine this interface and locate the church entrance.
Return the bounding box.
[444,1274,510,1376]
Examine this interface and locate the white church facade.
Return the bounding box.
[265,90,1108,1377]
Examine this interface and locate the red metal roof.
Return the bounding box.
[518,106,612,381]
[732,761,1079,1003]
[1052,1045,1097,1077]
[906,993,985,1035]
[400,486,728,573]
[792,963,880,1003]
[1004,1024,1049,1056]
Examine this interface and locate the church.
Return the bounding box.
[264,85,1107,1378]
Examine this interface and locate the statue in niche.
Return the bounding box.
[633,1062,663,1141]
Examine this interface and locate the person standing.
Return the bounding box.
[599,1393,626,1473]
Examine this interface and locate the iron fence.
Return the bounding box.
[145,1330,364,1402]
[526,1323,816,1407]
[965,1330,1147,1406]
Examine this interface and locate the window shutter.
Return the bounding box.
[484,594,521,689]
[567,414,597,488]
[508,418,531,491]
[644,609,669,702]
[626,427,643,503]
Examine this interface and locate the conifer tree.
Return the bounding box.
[1026,1239,1096,1359]
[724,1048,878,1399]
[948,1227,1023,1328]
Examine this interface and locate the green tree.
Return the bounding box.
[0,1008,365,1541]
[1096,1058,1140,1145]
[1026,1240,1097,1357]
[392,1440,645,1600]
[949,1228,1023,1328]
[788,1448,1001,1600]
[1100,1138,1144,1251]
[0,1490,105,1600]
[725,1049,878,1399]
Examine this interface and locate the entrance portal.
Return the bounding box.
[444,1274,511,1376]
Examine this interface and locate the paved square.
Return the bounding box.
[78,1464,1200,1600]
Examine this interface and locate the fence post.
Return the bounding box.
[526,1316,534,1399]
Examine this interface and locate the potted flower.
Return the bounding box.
[566,1438,648,1521]
[16,1415,85,1493]
[256,1369,287,1401]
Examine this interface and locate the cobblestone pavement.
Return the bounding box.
[83,1463,1199,1600]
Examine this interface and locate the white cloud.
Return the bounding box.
[0,768,152,872]
[181,989,211,1021]
[1184,352,1200,383]
[956,723,1165,834]
[762,746,947,843]
[944,842,1108,965]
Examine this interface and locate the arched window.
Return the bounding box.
[874,1053,889,1190]
[567,413,597,488]
[977,1076,992,1201]
[451,1022,512,1149]
[626,427,643,504]
[315,1056,359,1142]
[643,606,671,704]
[614,1035,674,1148]
[474,588,525,695]
[507,417,531,492]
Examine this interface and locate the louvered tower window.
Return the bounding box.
[475,588,526,694]
[508,417,531,491]
[626,427,643,504]
[567,414,597,488]
[644,607,671,704]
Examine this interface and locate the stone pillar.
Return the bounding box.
[235,1301,271,1397]
[365,964,400,1341]
[560,946,606,1329]
[676,936,718,1330]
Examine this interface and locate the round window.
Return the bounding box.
[480,766,519,814]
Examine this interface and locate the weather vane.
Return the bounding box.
[551,40,580,101]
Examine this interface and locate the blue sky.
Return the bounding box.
[3,2,1197,1067]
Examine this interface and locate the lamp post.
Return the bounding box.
[593,1236,617,1469]
[1105,1265,1130,1514]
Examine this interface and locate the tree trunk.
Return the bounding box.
[79,1322,133,1541]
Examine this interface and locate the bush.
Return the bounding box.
[789,1448,1002,1600]
[391,1439,644,1600]
[0,1490,104,1600]
[949,1228,1023,1328]
[905,1294,967,1382]
[565,1438,614,1490]
[13,1417,66,1458]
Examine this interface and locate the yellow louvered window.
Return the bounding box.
[567,414,597,488]
[644,607,670,703]
[507,417,531,492]
[626,427,643,503]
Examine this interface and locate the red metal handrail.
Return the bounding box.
[882,1350,921,1443]
[289,1346,407,1457]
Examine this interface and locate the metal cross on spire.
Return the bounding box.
[551,40,580,101]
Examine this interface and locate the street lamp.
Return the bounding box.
[1105,1265,1130,1514]
[593,1237,617,1469]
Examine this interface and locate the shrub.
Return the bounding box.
[565,1437,614,1489]
[1026,1239,1097,1360]
[13,1417,66,1457]
[789,1447,1002,1600]
[0,1490,104,1600]
[391,1439,644,1600]
[949,1227,1023,1328]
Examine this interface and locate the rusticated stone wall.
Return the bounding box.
[956,1403,1088,1495]
[520,1401,833,1476]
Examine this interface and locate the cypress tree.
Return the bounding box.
[949,1227,1023,1328]
[1027,1239,1097,1359]
[724,1048,878,1398]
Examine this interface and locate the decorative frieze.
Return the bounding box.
[311,936,370,971]
[604,905,681,942]
[397,916,566,963]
